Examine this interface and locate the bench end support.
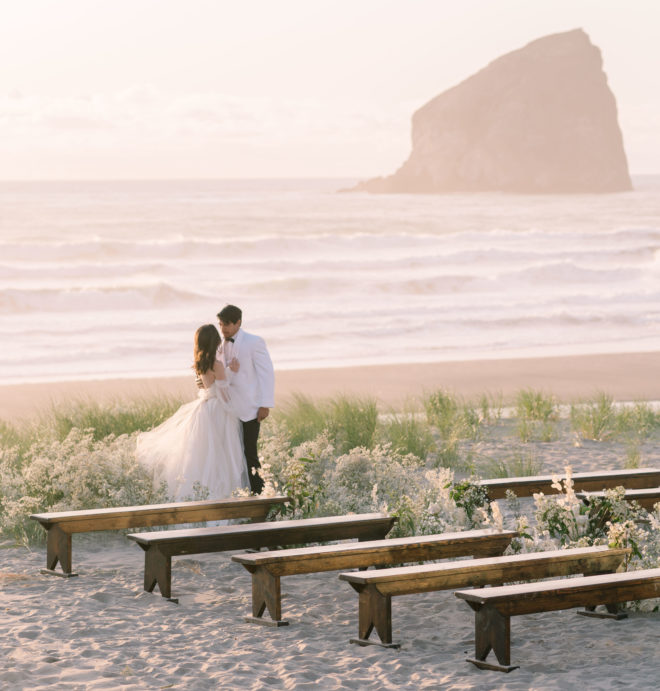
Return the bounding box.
[578,606,627,620]
[40,568,78,578]
[244,616,289,627]
[466,658,519,673]
[144,547,172,599]
[350,638,401,650]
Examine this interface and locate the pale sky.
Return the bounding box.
[1,0,659,179]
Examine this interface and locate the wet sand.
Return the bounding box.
[1,351,659,422]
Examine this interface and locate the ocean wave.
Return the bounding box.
[0,261,170,281]
[1,225,658,265]
[498,261,641,284]
[0,283,208,313]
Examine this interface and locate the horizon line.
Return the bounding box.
[0,173,657,184]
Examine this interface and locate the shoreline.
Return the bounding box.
[1,351,658,422]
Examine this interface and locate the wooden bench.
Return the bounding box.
[577,487,660,512]
[479,467,660,500]
[232,528,518,626]
[455,567,660,672]
[30,495,290,577]
[127,512,396,601]
[339,545,629,648]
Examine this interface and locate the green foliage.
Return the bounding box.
[533,472,645,557]
[624,440,641,469]
[516,389,558,422]
[615,402,660,442]
[378,409,436,459]
[478,449,543,478]
[259,431,465,536]
[0,428,166,545]
[478,392,504,425]
[273,394,378,454]
[570,393,617,441]
[271,393,328,448]
[3,386,659,582]
[0,420,32,454]
[47,396,186,441]
[448,478,490,527]
[423,390,481,468]
[0,394,186,545]
[329,396,379,454]
[424,390,480,440]
[571,396,660,444]
[273,455,325,520]
[515,389,559,442]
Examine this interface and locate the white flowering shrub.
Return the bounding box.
[257,432,468,536]
[532,468,646,549]
[258,432,336,519]
[321,445,466,538]
[0,428,166,545]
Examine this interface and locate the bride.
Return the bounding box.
[136,324,250,501]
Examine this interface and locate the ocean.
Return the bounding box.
[1,177,658,385]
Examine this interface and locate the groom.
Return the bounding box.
[217,304,274,494]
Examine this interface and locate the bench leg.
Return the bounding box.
[41,526,78,578]
[467,605,518,673]
[244,567,288,627]
[350,584,400,649]
[144,548,174,601]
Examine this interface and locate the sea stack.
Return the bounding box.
[354,29,632,194]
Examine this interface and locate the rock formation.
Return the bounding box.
[353,29,632,194]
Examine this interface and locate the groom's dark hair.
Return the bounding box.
[217,304,242,324]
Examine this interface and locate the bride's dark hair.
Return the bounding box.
[193,324,221,375]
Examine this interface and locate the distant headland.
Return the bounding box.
[350,29,632,194]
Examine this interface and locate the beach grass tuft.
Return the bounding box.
[571,395,660,443]
[570,392,617,441]
[47,395,186,441]
[268,393,327,448]
[378,407,436,459]
[515,389,559,441]
[422,389,483,469]
[273,393,378,454]
[478,449,543,478]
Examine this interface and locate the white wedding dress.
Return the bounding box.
[136,380,249,501]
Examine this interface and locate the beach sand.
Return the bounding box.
[1,351,659,422]
[2,351,660,689]
[2,528,659,689]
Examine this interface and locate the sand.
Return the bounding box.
[2,351,660,688]
[2,529,659,689]
[1,351,659,422]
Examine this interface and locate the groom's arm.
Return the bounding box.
[252,336,275,420]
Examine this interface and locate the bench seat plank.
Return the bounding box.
[577,487,660,512]
[127,512,396,600]
[479,468,660,499]
[455,567,660,616]
[339,546,629,647]
[232,529,517,576]
[455,567,660,671]
[30,496,290,531]
[30,495,290,576]
[231,529,517,625]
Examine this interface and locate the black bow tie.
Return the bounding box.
[225,337,234,343]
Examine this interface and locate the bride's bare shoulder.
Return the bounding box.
[212,360,226,380]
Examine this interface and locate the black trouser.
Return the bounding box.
[242,418,264,494]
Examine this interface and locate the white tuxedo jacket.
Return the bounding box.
[221,329,275,422]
